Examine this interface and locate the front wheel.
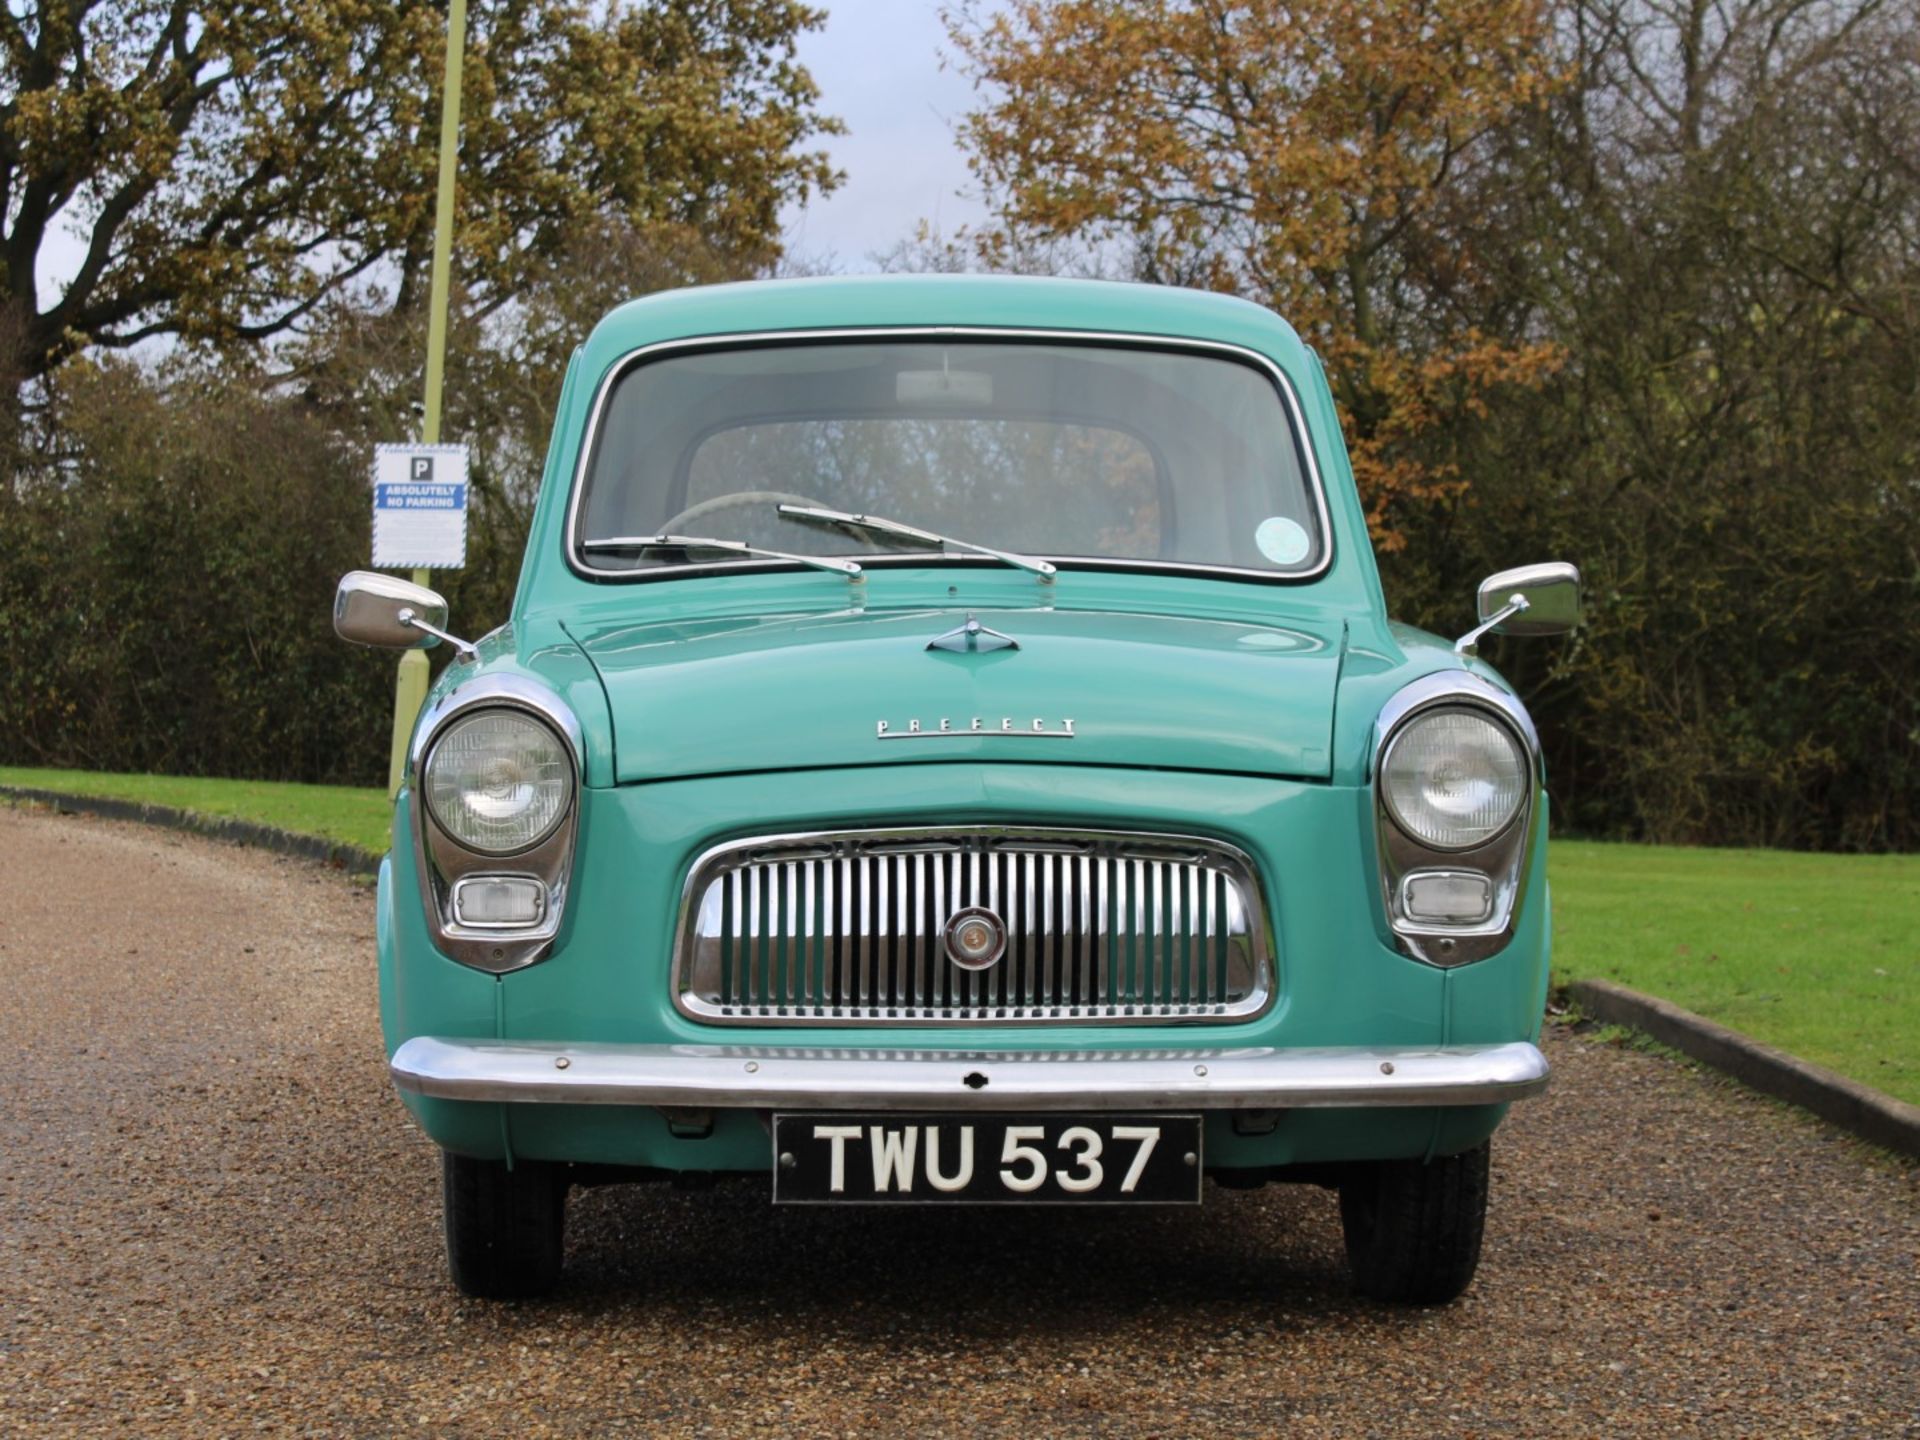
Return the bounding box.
[442,1151,567,1299]
[1338,1142,1489,1304]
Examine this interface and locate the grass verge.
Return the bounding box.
[1550,839,1919,1107]
[2,767,1913,1105]
[0,765,392,856]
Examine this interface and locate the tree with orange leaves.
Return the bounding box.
[944,0,1563,546]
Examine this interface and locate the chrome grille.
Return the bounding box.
[673,827,1274,1026]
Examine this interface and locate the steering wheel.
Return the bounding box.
[658,490,836,535]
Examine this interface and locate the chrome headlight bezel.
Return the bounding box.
[409,674,584,973]
[1371,674,1542,968]
[1379,705,1529,852]
[423,708,573,856]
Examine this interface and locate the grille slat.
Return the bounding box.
[1095,856,1110,1009]
[677,827,1273,1027]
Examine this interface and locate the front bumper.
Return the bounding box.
[390,1038,1549,1111]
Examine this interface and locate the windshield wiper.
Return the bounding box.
[777,504,1057,582]
[581,534,863,579]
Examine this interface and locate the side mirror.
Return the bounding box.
[334,571,471,656]
[1456,562,1581,655]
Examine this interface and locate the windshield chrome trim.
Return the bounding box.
[561,326,1337,586]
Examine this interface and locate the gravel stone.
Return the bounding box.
[2,806,1915,1436]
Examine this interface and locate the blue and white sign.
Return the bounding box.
[372,443,468,569]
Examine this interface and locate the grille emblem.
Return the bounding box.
[943,906,1007,971]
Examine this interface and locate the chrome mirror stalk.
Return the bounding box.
[395,606,478,662]
[1454,593,1530,656]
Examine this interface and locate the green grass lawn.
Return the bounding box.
[0,765,393,855]
[1550,840,1919,1106]
[4,765,1914,1104]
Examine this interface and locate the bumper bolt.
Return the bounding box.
[1379,1061,1395,1075]
[554,1057,570,1070]
[1193,1064,1208,1077]
[779,1151,796,1170]
[745,1060,760,1074]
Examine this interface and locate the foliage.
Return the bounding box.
[4,0,1915,855]
[0,356,398,782]
[288,219,762,633]
[1413,0,1920,848]
[0,221,760,785]
[0,0,839,384]
[945,0,1567,546]
[949,0,1920,849]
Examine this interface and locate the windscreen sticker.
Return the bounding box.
[1255,516,1312,566]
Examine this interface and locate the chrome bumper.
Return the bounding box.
[389,1038,1549,1111]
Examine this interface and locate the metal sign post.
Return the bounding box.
[387,0,472,800]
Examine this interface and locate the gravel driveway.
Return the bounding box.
[1,805,1915,1437]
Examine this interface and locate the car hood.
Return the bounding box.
[567,605,1344,785]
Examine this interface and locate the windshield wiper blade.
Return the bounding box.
[582,534,863,579]
[777,504,1057,582]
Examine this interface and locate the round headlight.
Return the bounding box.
[424,709,573,854]
[1381,707,1528,850]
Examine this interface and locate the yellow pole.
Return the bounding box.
[388,0,470,800]
[386,638,431,798]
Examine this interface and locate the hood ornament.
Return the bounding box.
[927,613,1018,654]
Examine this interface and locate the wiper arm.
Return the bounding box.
[777,504,1057,582]
[581,534,863,579]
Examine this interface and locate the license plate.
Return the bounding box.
[771,1113,1202,1205]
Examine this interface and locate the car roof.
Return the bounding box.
[579,274,1313,377]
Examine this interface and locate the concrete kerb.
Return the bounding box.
[1569,977,1920,1160]
[0,785,384,877]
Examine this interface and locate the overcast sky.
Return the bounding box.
[777,0,991,270]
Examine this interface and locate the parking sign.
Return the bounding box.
[372,444,468,569]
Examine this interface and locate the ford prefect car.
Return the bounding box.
[335,275,1579,1303]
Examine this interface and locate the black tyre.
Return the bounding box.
[1338,1141,1489,1305]
[442,1151,567,1299]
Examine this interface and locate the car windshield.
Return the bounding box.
[572,339,1326,578]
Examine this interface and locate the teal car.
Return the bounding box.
[334,275,1579,1303]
